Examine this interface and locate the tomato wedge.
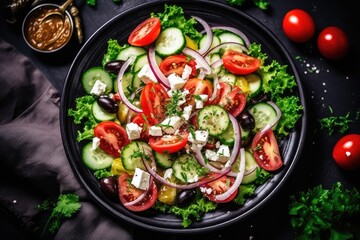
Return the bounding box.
[251,128,283,171]
[94,121,130,157]
[118,173,158,212]
[159,54,197,78]
[128,18,161,47]
[140,83,169,125]
[132,113,150,140]
[182,78,213,106]
[149,132,189,154]
[201,173,238,203]
[222,49,261,75]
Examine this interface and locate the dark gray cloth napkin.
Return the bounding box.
[0,37,134,239]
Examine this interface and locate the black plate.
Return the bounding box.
[60,0,307,234]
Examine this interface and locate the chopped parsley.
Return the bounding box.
[319,107,360,135]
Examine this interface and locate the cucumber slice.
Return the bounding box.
[120,141,151,171]
[82,142,114,171]
[131,72,144,93]
[199,34,221,50]
[81,67,113,94]
[231,150,259,184]
[155,27,186,57]
[154,151,173,169]
[92,101,116,122]
[115,71,133,98]
[133,53,162,73]
[198,105,230,136]
[172,154,206,183]
[218,124,235,146]
[246,73,262,97]
[116,46,146,61]
[219,73,237,85]
[249,102,278,132]
[218,31,244,45]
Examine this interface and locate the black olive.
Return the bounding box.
[238,110,255,131]
[97,95,119,113]
[176,189,197,208]
[250,93,269,105]
[104,60,125,74]
[100,177,118,200]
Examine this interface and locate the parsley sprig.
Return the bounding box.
[37,193,81,238]
[319,107,360,135]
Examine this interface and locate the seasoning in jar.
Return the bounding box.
[24,5,73,52]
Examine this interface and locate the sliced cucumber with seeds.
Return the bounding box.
[133,53,162,73]
[172,154,206,183]
[115,71,133,98]
[155,27,186,57]
[218,124,235,146]
[231,150,259,184]
[116,46,146,62]
[218,31,244,45]
[82,142,114,171]
[219,73,237,85]
[120,141,151,171]
[249,102,278,132]
[82,67,113,94]
[246,73,262,97]
[197,105,230,136]
[154,151,173,169]
[199,34,221,50]
[92,101,116,122]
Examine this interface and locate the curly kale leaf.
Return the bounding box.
[102,39,129,67]
[276,96,303,137]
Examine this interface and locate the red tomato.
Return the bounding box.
[218,85,246,117]
[222,49,261,75]
[201,173,238,203]
[282,9,315,43]
[94,121,130,157]
[317,27,349,60]
[128,18,161,47]
[332,134,360,170]
[251,128,283,171]
[182,78,213,106]
[118,173,158,212]
[149,132,189,154]
[159,54,197,78]
[132,113,150,140]
[140,83,169,125]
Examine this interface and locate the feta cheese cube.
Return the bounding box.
[188,130,209,145]
[217,145,231,163]
[149,126,162,136]
[160,116,183,134]
[90,80,107,96]
[137,64,157,84]
[182,105,193,120]
[163,168,173,179]
[92,137,100,150]
[195,94,209,109]
[131,168,150,190]
[187,175,198,183]
[168,73,186,90]
[181,64,193,79]
[126,122,142,140]
[205,149,219,161]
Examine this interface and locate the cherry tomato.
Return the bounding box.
[140,83,169,125]
[94,121,130,157]
[222,49,261,75]
[332,134,360,170]
[182,78,213,106]
[201,173,238,203]
[132,113,150,140]
[149,132,189,154]
[251,128,283,171]
[118,172,158,212]
[128,18,161,47]
[282,9,315,43]
[317,26,349,60]
[159,54,197,78]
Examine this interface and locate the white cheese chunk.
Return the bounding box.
[205,149,219,161]
[168,73,186,90]
[181,64,193,80]
[149,126,162,136]
[163,168,173,180]
[126,122,142,140]
[131,168,150,190]
[160,116,183,134]
[92,137,100,150]
[195,94,209,109]
[217,145,231,163]
[137,64,158,84]
[90,80,107,96]
[182,105,193,120]
[188,130,209,146]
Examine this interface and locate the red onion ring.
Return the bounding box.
[117,58,143,113]
[147,45,170,89]
[192,16,213,55]
[211,26,251,48]
[215,148,246,201]
[209,73,219,102]
[182,47,211,75]
[124,174,154,207]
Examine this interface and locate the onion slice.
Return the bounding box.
[209,73,219,102]
[182,47,211,75]
[124,174,154,207]
[117,58,143,113]
[147,45,170,89]
[192,16,213,55]
[212,26,251,48]
[215,148,246,201]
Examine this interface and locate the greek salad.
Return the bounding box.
[68,4,302,227]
